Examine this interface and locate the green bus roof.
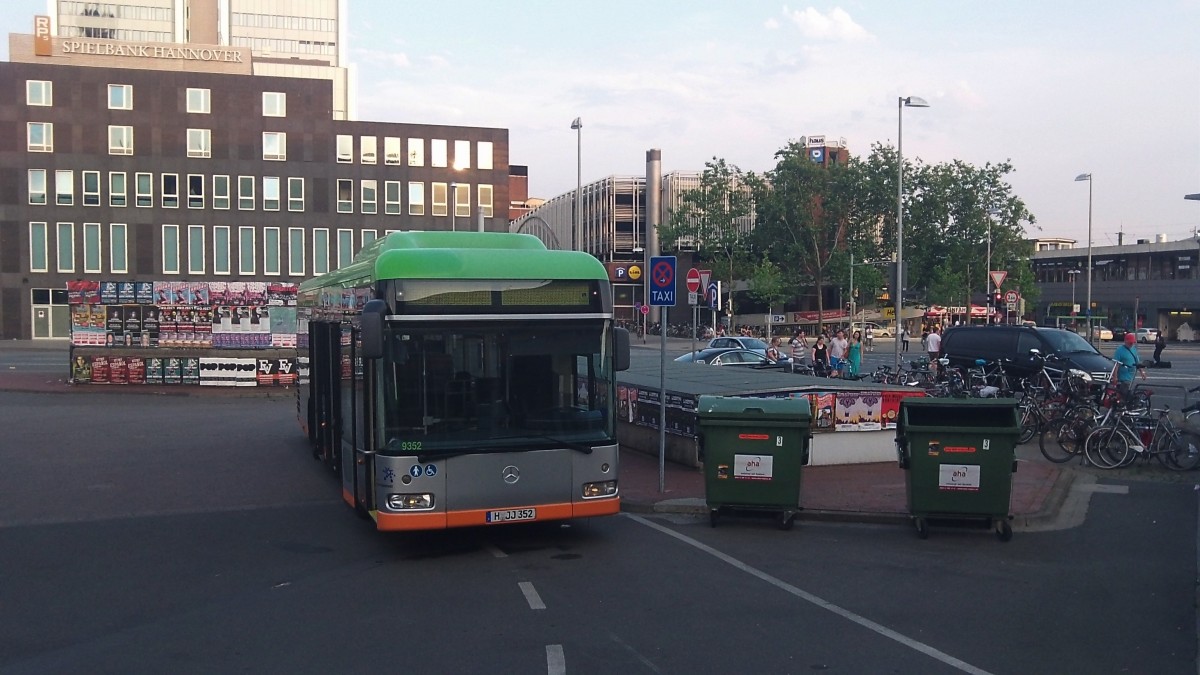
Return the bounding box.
[298,231,608,293]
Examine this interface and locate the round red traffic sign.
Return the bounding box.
[640,304,649,315]
[686,268,702,293]
[1004,290,1019,303]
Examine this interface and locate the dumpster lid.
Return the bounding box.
[898,397,1019,432]
[697,395,811,422]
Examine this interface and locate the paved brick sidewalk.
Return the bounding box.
[619,446,1069,527]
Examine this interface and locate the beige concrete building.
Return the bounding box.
[43,0,351,118]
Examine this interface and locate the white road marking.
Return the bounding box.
[519,581,546,610]
[546,644,566,675]
[627,513,994,675]
[484,543,508,558]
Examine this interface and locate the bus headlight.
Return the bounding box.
[582,480,617,499]
[386,493,435,510]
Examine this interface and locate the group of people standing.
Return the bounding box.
[777,327,863,378]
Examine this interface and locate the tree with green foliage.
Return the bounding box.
[747,141,872,332]
[657,158,754,320]
[745,260,792,338]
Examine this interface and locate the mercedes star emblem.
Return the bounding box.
[502,465,520,484]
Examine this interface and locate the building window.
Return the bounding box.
[264,227,281,276]
[26,80,52,106]
[29,222,48,272]
[454,139,470,170]
[188,225,205,274]
[108,125,133,155]
[336,134,352,162]
[108,84,132,110]
[161,173,179,208]
[83,171,101,206]
[337,179,353,213]
[187,174,204,209]
[238,175,254,210]
[263,132,286,161]
[28,122,53,152]
[28,169,46,205]
[57,222,75,272]
[362,229,378,246]
[187,87,210,114]
[431,182,448,217]
[108,172,126,207]
[313,228,329,275]
[408,182,424,215]
[214,226,231,275]
[56,170,74,206]
[408,138,424,166]
[162,223,180,273]
[384,137,401,165]
[187,128,211,158]
[431,139,448,167]
[288,177,304,211]
[136,172,153,207]
[110,223,128,274]
[361,179,378,214]
[478,184,494,218]
[385,180,401,215]
[263,91,286,117]
[238,227,255,274]
[360,135,376,164]
[454,183,470,218]
[263,176,280,211]
[478,141,494,170]
[337,229,354,269]
[83,223,102,273]
[288,227,305,276]
[213,175,230,210]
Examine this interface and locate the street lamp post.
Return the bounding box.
[1067,269,1081,319]
[450,182,458,231]
[570,117,582,251]
[1075,173,1093,341]
[895,95,929,368]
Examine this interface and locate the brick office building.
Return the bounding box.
[1,31,509,340]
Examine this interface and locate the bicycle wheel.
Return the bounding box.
[1160,431,1200,471]
[1017,403,1039,444]
[1084,426,1132,469]
[1039,417,1082,463]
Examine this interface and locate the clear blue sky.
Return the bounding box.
[5,1,1198,245]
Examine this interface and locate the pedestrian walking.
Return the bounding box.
[926,326,942,370]
[1113,333,1146,398]
[899,326,909,352]
[864,326,874,352]
[766,336,782,362]
[1153,331,1166,365]
[789,330,808,372]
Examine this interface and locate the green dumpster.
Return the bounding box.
[896,397,1021,541]
[697,395,812,530]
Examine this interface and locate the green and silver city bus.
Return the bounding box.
[297,231,630,530]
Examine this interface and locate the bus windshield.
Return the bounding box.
[378,320,614,455]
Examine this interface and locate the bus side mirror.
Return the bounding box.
[614,327,631,371]
[360,299,388,359]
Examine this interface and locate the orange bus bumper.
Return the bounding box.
[372,497,621,531]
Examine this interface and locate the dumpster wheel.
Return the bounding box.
[778,511,796,531]
[709,508,720,528]
[995,518,1013,542]
[914,517,929,539]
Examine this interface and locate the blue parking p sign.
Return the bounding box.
[649,256,676,307]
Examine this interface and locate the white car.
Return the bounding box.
[1136,327,1160,343]
[850,322,894,338]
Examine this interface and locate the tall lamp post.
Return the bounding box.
[1067,269,1081,320]
[1075,173,1093,341]
[895,95,929,368]
[570,117,582,251]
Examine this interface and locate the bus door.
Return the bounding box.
[341,325,375,514]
